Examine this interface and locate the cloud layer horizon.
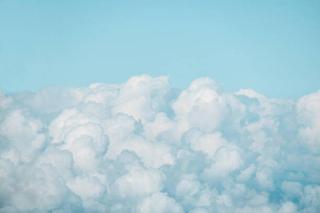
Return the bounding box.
[0,75,319,212]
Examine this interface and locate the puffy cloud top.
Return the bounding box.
[0,76,319,212]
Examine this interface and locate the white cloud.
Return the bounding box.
[137,192,183,213]
[296,91,320,150]
[0,75,319,212]
[112,166,164,199]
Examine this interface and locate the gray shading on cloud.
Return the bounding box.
[0,75,319,213]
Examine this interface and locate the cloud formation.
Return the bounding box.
[0,75,319,212]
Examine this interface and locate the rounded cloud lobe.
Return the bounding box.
[0,75,319,212]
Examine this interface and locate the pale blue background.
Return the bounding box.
[0,0,319,98]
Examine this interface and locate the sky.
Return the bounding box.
[0,0,319,98]
[1,2,320,212]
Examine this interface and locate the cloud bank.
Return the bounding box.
[0,75,319,213]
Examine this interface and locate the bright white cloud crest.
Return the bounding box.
[0,75,319,212]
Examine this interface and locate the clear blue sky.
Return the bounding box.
[0,0,319,98]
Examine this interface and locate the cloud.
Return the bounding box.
[0,75,319,212]
[297,91,320,150]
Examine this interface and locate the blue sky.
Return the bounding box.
[0,0,319,98]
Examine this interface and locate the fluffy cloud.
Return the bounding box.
[0,75,319,212]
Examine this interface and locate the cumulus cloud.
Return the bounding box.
[0,75,319,212]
